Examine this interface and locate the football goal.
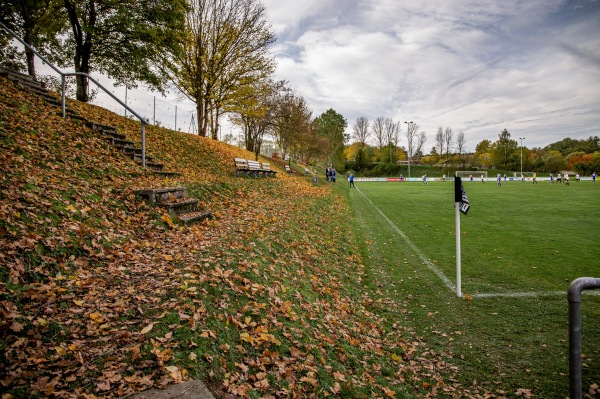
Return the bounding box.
[455,171,487,180]
[513,172,535,179]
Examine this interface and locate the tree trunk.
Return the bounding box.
[196,98,204,136]
[65,0,93,102]
[19,1,36,77]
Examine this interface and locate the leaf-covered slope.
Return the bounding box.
[0,81,491,399]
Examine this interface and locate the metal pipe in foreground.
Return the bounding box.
[568,277,600,399]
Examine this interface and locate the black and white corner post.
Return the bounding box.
[454,177,470,297]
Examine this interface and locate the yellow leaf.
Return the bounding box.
[89,312,103,321]
[73,300,84,306]
[140,323,154,334]
[66,205,77,212]
[55,346,67,356]
[188,352,197,362]
[391,353,402,362]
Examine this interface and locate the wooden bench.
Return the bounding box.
[234,157,278,177]
[261,162,277,177]
[233,158,250,176]
[247,160,265,177]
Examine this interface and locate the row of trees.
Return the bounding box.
[345,122,600,175]
[473,131,600,174]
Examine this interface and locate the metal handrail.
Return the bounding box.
[0,21,146,167]
[568,277,600,399]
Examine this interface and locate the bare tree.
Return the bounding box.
[414,131,427,160]
[405,121,420,159]
[352,117,370,148]
[372,116,386,149]
[383,118,401,163]
[456,131,466,155]
[443,127,453,157]
[435,127,444,156]
[173,0,276,137]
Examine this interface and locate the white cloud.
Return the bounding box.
[264,0,600,151]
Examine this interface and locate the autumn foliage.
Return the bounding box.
[1,80,502,398]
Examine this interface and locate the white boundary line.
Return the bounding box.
[355,186,590,299]
[355,187,456,293]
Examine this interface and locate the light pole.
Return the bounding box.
[519,137,525,180]
[404,121,413,178]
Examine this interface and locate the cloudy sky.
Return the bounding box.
[262,0,600,152]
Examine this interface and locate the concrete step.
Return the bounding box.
[136,160,164,171]
[158,197,199,216]
[178,210,212,225]
[0,67,46,91]
[153,170,181,178]
[89,122,119,135]
[135,187,187,204]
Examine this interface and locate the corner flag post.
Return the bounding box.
[454,177,470,298]
[455,200,461,297]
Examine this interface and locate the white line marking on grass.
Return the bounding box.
[356,186,456,293]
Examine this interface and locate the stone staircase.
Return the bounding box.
[0,67,178,176]
[1,67,212,225]
[134,187,212,225]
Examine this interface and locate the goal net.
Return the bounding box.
[513,172,535,178]
[455,171,487,180]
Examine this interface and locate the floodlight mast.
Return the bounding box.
[519,137,525,179]
[404,121,413,178]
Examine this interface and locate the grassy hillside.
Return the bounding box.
[1,79,512,399]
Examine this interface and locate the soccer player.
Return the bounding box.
[497,173,502,186]
[533,173,537,184]
[593,172,597,182]
[564,172,569,186]
[550,173,554,184]
[469,174,473,182]
[422,174,427,185]
[576,173,580,182]
[349,173,355,188]
[481,174,485,183]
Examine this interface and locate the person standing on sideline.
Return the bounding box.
[533,172,537,184]
[469,174,473,182]
[349,173,355,188]
[497,173,502,186]
[399,173,404,182]
[576,173,580,182]
[592,172,597,182]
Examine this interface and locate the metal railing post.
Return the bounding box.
[61,75,66,118]
[568,277,600,399]
[141,122,146,168]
